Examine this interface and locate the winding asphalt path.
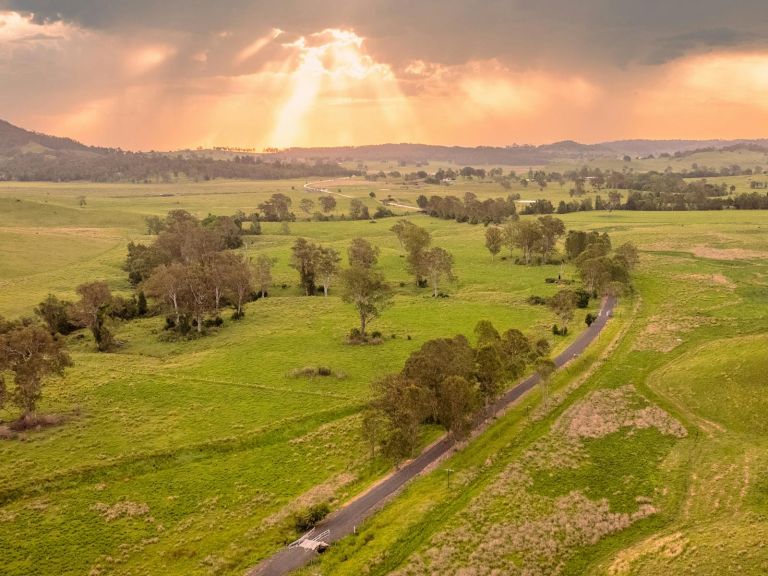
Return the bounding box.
[248,295,617,576]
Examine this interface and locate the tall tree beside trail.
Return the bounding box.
[290,238,320,296]
[340,266,392,338]
[347,238,379,269]
[549,289,578,330]
[75,281,114,352]
[254,254,275,298]
[484,226,504,260]
[0,324,71,422]
[316,246,341,297]
[369,374,430,461]
[422,247,455,297]
[436,375,479,440]
[615,242,640,270]
[535,358,557,406]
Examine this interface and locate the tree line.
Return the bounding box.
[362,320,552,461]
[0,152,351,183]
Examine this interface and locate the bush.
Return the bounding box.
[585,313,596,326]
[292,502,331,533]
[527,295,547,305]
[552,324,568,336]
[575,289,591,308]
[348,327,362,342]
[545,277,557,284]
[371,330,382,339]
[552,324,560,335]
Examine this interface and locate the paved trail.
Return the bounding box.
[248,296,617,576]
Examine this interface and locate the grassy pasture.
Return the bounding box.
[0,179,593,575]
[2,177,768,575]
[296,208,768,575]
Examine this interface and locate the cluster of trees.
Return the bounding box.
[566,231,639,296]
[416,192,519,224]
[484,216,566,265]
[124,210,271,335]
[0,317,71,423]
[0,151,351,183]
[288,237,393,340]
[390,221,456,295]
[34,283,149,352]
[362,321,551,461]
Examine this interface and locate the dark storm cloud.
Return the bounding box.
[5,0,768,69]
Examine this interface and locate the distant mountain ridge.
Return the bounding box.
[0,119,96,156]
[1,118,767,167]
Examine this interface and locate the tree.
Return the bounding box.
[505,220,542,265]
[220,253,253,318]
[258,193,294,221]
[369,374,430,461]
[145,216,164,235]
[348,238,379,269]
[474,320,500,347]
[436,375,479,439]
[485,226,504,260]
[182,263,212,333]
[319,195,337,213]
[422,247,455,297]
[399,222,432,285]
[535,358,557,406]
[615,242,639,270]
[349,198,370,220]
[316,246,341,297]
[35,294,76,335]
[75,282,114,351]
[608,190,623,211]
[402,335,475,396]
[254,254,275,298]
[549,289,577,329]
[340,266,392,337]
[0,324,71,421]
[474,343,505,406]
[290,238,319,295]
[299,198,315,215]
[361,407,388,460]
[144,262,186,327]
[537,215,566,262]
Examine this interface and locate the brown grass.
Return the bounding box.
[92,501,151,522]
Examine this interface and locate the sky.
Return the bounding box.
[1,1,768,150]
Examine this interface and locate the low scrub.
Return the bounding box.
[289,366,346,379]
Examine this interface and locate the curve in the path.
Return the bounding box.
[303,179,423,211]
[248,295,617,576]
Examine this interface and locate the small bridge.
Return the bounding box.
[288,528,331,552]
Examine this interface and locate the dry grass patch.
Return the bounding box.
[677,273,736,289]
[392,387,685,575]
[634,315,717,352]
[92,500,151,522]
[689,246,768,260]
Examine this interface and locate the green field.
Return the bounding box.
[1,177,768,575]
